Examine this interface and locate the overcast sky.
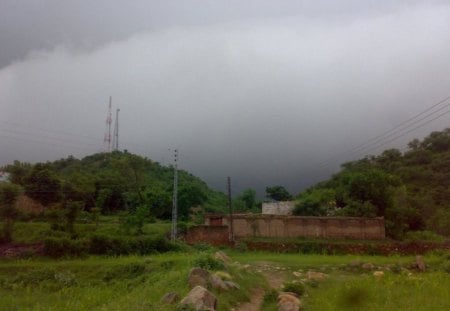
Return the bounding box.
[1,0,450,196]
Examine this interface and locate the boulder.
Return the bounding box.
[180,286,217,311]
[373,271,384,278]
[160,292,179,304]
[214,271,232,281]
[306,271,327,281]
[188,268,211,289]
[214,251,231,263]
[278,292,301,311]
[362,263,375,270]
[224,281,240,290]
[415,255,426,272]
[210,274,228,291]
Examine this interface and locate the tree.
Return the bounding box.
[265,185,292,201]
[238,188,256,210]
[294,188,335,216]
[24,165,61,206]
[0,183,22,242]
[178,184,207,220]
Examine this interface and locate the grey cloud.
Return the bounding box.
[1,2,450,195]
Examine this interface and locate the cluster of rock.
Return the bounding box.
[161,251,240,310]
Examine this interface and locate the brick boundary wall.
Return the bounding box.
[204,214,385,240]
[185,225,230,245]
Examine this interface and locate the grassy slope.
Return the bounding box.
[1,251,448,310]
[0,253,265,311]
[231,251,450,311]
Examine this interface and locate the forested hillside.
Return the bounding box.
[3,151,228,219]
[295,128,450,238]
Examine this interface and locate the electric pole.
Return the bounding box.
[171,149,179,240]
[227,176,234,242]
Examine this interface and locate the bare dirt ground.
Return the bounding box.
[0,243,43,257]
[236,262,289,311]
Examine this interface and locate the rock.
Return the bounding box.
[278,292,301,311]
[180,286,217,311]
[373,271,384,278]
[160,292,179,304]
[214,251,231,263]
[415,255,426,272]
[362,263,375,270]
[306,271,327,281]
[188,268,211,289]
[292,271,302,277]
[224,281,240,290]
[214,271,232,281]
[349,260,361,267]
[210,274,228,291]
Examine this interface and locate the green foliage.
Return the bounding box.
[263,289,279,303]
[24,164,61,205]
[44,234,181,257]
[122,205,149,234]
[192,253,225,270]
[297,128,450,238]
[294,188,335,216]
[282,281,306,296]
[404,230,445,242]
[266,185,293,201]
[0,182,22,242]
[3,151,228,220]
[239,188,257,210]
[65,200,83,235]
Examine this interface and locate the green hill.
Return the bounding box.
[3,151,227,219]
[295,128,450,238]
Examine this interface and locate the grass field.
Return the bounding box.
[0,250,449,310]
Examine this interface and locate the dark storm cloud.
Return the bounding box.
[1,1,450,195]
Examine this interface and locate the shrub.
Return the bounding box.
[192,254,225,270]
[89,234,130,255]
[43,237,88,257]
[263,289,279,303]
[282,281,306,296]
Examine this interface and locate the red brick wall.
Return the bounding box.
[212,215,385,239]
[185,225,230,245]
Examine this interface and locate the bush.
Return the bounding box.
[263,289,279,303]
[43,237,88,257]
[89,235,130,255]
[282,281,306,296]
[192,254,225,270]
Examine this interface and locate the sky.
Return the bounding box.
[1,0,450,196]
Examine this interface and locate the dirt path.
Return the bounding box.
[236,262,288,311]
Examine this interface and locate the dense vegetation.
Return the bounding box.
[295,128,450,238]
[3,151,228,220]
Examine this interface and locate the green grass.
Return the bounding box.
[230,251,450,311]
[0,252,265,311]
[9,219,172,244]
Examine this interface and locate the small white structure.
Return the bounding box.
[262,201,296,215]
[0,171,10,182]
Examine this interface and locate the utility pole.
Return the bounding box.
[227,176,234,242]
[112,108,120,151]
[171,149,179,240]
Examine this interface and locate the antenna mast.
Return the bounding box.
[112,108,120,151]
[171,149,179,240]
[103,96,112,152]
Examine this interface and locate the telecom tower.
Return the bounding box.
[103,97,112,152]
[112,108,120,151]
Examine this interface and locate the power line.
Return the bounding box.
[318,95,450,168]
